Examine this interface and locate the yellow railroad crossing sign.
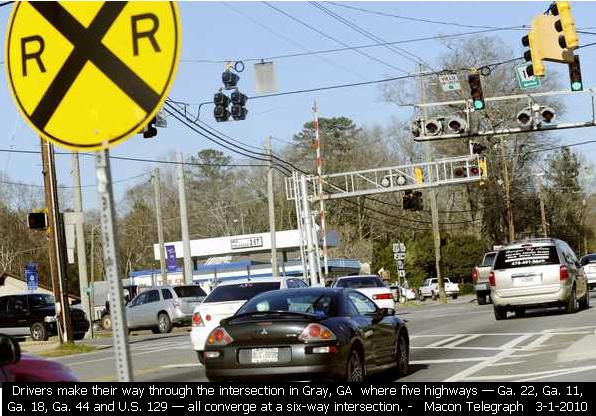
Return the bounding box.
[5,1,181,150]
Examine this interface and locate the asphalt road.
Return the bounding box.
[55,291,596,382]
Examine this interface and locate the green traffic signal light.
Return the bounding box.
[571,81,582,91]
[473,100,485,110]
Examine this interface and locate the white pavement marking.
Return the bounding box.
[412,346,510,351]
[443,335,533,382]
[411,357,486,365]
[160,363,200,369]
[522,333,554,350]
[462,365,596,382]
[442,334,482,348]
[425,335,463,348]
[487,360,525,367]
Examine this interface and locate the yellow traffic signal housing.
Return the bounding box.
[478,158,488,179]
[522,29,546,77]
[551,1,579,50]
[414,167,424,184]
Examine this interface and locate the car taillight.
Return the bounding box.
[489,271,495,287]
[472,267,478,283]
[205,314,212,321]
[192,312,204,327]
[373,293,393,300]
[207,327,234,346]
[299,323,336,342]
[560,265,569,281]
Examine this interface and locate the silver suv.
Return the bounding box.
[126,285,206,333]
[490,239,589,320]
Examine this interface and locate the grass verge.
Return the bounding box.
[36,342,97,358]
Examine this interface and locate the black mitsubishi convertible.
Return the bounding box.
[204,287,409,382]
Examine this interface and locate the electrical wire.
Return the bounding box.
[0,172,149,189]
[262,1,410,75]
[524,139,596,155]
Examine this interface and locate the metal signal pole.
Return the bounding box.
[265,138,279,277]
[152,168,167,285]
[40,139,73,343]
[501,137,515,241]
[177,153,193,284]
[313,101,329,281]
[418,64,446,303]
[300,175,319,286]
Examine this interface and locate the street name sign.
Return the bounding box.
[438,73,461,92]
[515,64,541,90]
[5,1,181,150]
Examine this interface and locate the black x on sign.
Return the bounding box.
[6,1,181,150]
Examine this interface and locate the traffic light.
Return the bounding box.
[540,106,556,123]
[413,191,423,211]
[516,108,533,127]
[222,70,239,89]
[214,92,230,122]
[467,73,485,110]
[478,158,488,178]
[424,119,442,136]
[414,167,424,184]
[446,116,467,134]
[142,117,157,138]
[550,1,578,50]
[230,91,248,121]
[27,211,48,231]
[522,28,545,77]
[568,55,582,91]
[402,190,414,210]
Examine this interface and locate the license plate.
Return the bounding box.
[588,266,596,273]
[251,348,278,363]
[513,275,540,287]
[475,284,489,291]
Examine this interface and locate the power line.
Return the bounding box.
[262,1,410,75]
[0,173,149,190]
[524,138,596,155]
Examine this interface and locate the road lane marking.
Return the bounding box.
[425,335,463,348]
[160,363,200,368]
[443,334,533,382]
[462,365,596,382]
[522,333,554,350]
[442,334,482,348]
[410,357,486,364]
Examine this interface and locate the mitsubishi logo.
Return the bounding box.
[261,329,269,336]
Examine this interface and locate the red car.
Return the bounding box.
[0,334,78,382]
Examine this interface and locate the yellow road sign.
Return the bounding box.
[5,1,181,150]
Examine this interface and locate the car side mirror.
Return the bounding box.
[381,307,395,317]
[0,335,21,366]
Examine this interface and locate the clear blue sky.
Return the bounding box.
[1,1,596,210]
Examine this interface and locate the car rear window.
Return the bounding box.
[494,246,559,269]
[238,292,335,318]
[481,252,496,267]
[334,276,385,288]
[203,282,280,303]
[173,286,206,298]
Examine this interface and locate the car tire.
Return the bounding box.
[565,287,579,314]
[477,294,486,305]
[157,313,172,334]
[197,351,205,365]
[102,314,112,331]
[30,323,48,341]
[345,348,364,382]
[578,289,590,310]
[418,292,425,301]
[494,306,507,321]
[514,309,526,318]
[452,294,458,300]
[73,332,85,341]
[395,332,409,378]
[431,292,437,301]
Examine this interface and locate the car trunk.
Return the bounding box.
[494,264,561,297]
[199,301,246,325]
[177,297,203,315]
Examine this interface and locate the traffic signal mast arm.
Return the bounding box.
[285,154,487,202]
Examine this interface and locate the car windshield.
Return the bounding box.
[494,245,559,269]
[481,252,497,267]
[238,291,335,318]
[173,286,206,298]
[28,294,54,309]
[203,282,281,303]
[580,254,596,266]
[334,276,385,289]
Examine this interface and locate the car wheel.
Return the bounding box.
[73,333,85,341]
[102,314,112,331]
[493,306,507,321]
[578,289,590,310]
[565,286,579,314]
[452,294,458,300]
[30,323,48,341]
[157,313,172,334]
[514,308,525,318]
[395,332,409,377]
[197,351,205,365]
[345,349,364,382]
[431,292,437,301]
[418,292,425,301]
[477,294,486,305]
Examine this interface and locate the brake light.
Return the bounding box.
[205,314,212,321]
[489,271,495,287]
[472,267,478,283]
[373,293,393,300]
[299,323,336,342]
[192,312,204,327]
[560,265,569,281]
[207,327,234,346]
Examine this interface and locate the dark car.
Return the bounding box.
[0,334,78,382]
[0,294,90,341]
[204,287,409,382]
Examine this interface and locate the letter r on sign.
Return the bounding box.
[21,35,46,76]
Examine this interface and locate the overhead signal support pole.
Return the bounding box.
[418,64,446,303]
[300,176,319,286]
[95,148,133,382]
[41,139,73,343]
[313,101,329,281]
[178,153,193,284]
[71,152,92,338]
[265,138,279,277]
[152,168,168,285]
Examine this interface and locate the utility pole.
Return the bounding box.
[535,173,548,238]
[152,168,167,285]
[177,153,193,284]
[300,175,319,286]
[501,137,515,241]
[265,138,279,277]
[313,101,329,280]
[418,64,445,303]
[71,152,91,338]
[40,139,73,343]
[95,149,133,382]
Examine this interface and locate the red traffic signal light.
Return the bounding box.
[27,212,48,230]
